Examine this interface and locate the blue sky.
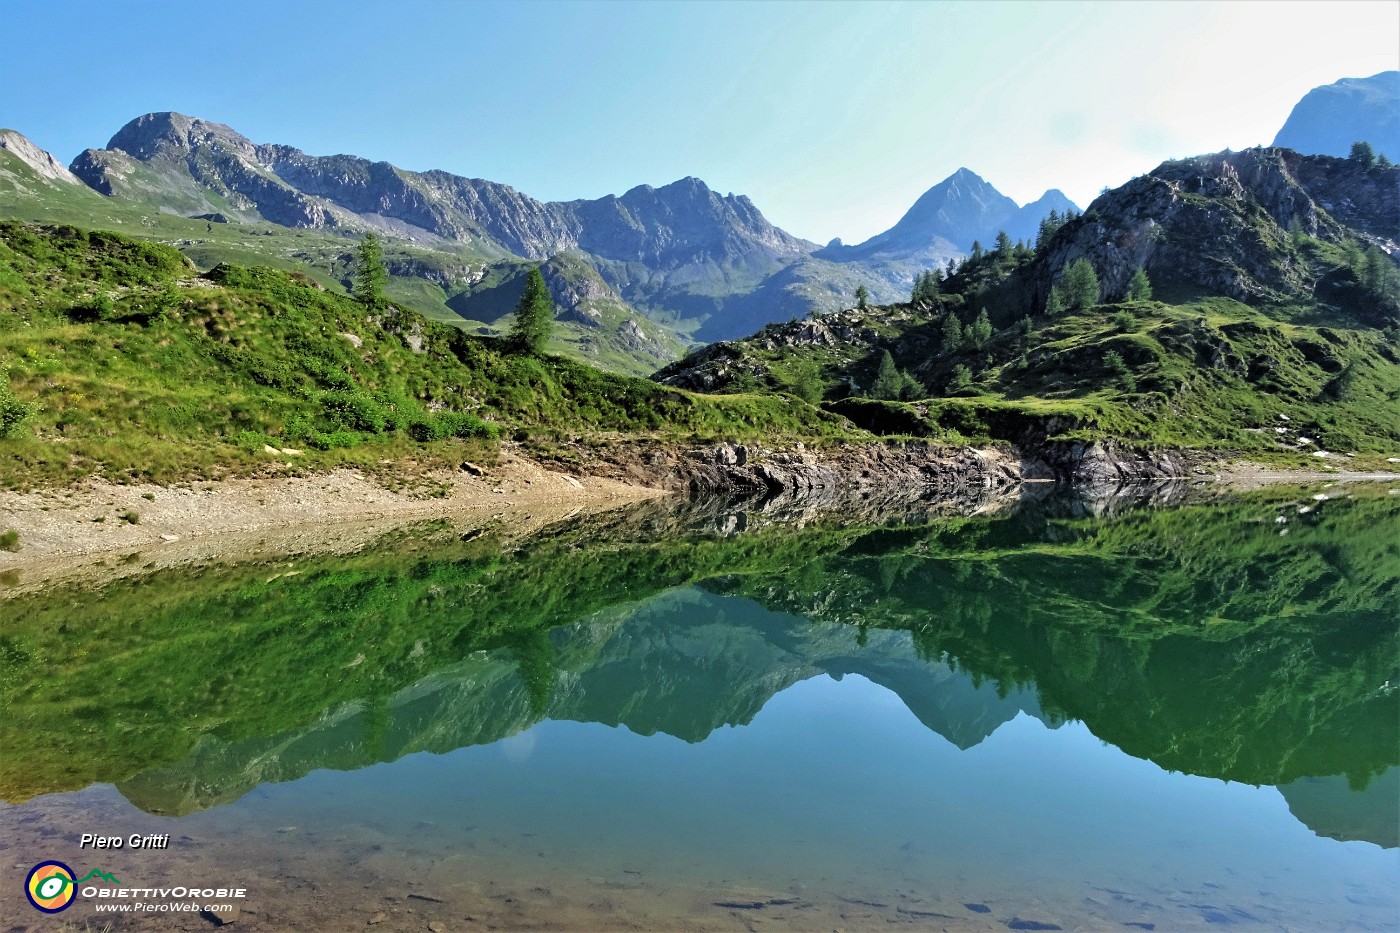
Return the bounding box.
[3,0,1396,243]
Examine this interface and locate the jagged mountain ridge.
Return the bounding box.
[56,113,1074,343]
[69,113,815,329]
[1273,71,1400,161]
[655,145,1400,458]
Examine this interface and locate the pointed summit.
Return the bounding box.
[832,168,1018,263]
[1002,189,1080,245]
[102,112,257,161]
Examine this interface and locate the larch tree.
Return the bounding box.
[510,266,555,355]
[353,232,389,311]
[1126,268,1152,301]
[1063,258,1100,310]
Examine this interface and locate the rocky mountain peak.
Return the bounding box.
[0,129,81,185]
[829,166,1021,264]
[1039,145,1398,304]
[105,111,255,161]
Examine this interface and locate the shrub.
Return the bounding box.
[0,529,19,552]
[320,390,391,433]
[308,430,365,451]
[0,367,35,439]
[409,411,499,442]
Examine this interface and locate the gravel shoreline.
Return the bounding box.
[0,452,665,590]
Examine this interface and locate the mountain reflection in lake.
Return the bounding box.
[1,483,1396,930]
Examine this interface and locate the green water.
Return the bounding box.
[1,485,1396,930]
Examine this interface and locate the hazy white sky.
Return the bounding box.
[4,0,1398,243]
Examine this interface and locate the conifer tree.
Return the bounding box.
[941,313,964,351]
[855,284,870,309]
[970,307,993,348]
[1063,258,1100,310]
[1126,268,1152,301]
[871,350,904,400]
[1349,140,1377,168]
[946,363,974,395]
[510,266,555,354]
[353,232,389,311]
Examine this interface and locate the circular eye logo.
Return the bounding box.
[25,861,77,913]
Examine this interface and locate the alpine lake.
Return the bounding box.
[1,481,1396,931]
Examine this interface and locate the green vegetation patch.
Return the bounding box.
[0,222,861,487]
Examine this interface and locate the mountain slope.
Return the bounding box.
[0,220,854,487]
[657,146,1400,461]
[0,129,82,188]
[1036,146,1398,307]
[2,129,682,373]
[68,113,815,338]
[1274,71,1400,161]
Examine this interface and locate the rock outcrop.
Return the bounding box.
[539,435,1187,496]
[0,129,82,186]
[1037,147,1399,304]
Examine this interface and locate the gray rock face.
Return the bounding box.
[1273,71,1400,162]
[69,113,815,321]
[0,129,81,185]
[61,113,1078,343]
[1037,147,1399,304]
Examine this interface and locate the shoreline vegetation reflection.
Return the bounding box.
[1,482,1396,849]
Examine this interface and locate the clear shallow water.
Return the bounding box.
[1,486,1396,930]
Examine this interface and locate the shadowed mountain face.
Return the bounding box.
[1036,145,1399,306]
[1,485,1393,846]
[1274,71,1400,162]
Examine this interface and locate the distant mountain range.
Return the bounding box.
[0,112,1075,350]
[0,72,1387,367]
[1274,71,1399,161]
[822,168,1076,264]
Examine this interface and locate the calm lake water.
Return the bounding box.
[1,484,1396,931]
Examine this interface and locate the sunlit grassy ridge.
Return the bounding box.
[0,148,683,375]
[671,235,1400,460]
[0,222,857,487]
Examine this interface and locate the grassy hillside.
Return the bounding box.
[0,146,685,375]
[0,222,856,488]
[661,237,1400,462]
